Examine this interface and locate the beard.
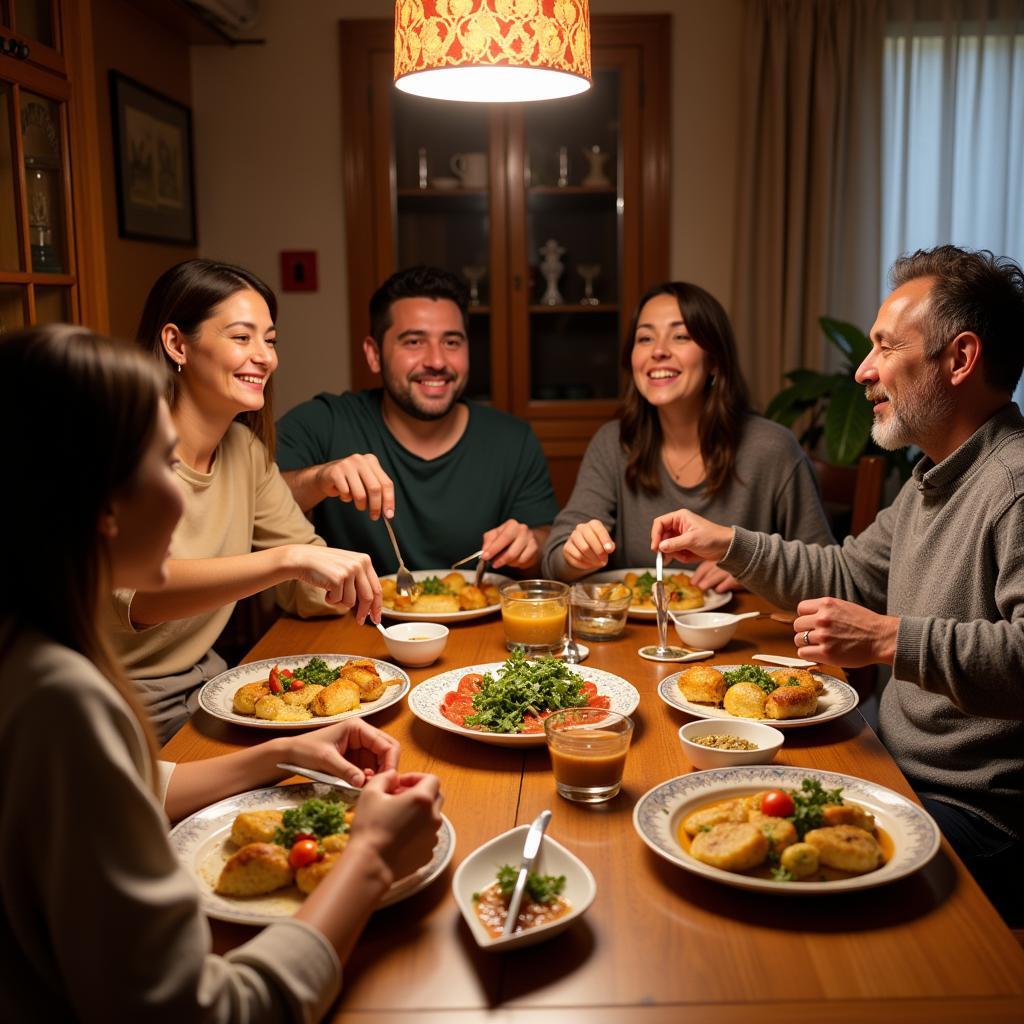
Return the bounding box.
[866,362,954,450]
[381,364,466,421]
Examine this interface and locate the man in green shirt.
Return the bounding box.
[276,266,558,574]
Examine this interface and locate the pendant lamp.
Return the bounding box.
[394,0,591,103]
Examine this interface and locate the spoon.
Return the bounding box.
[367,619,390,639]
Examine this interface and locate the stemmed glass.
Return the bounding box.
[462,265,486,306]
[577,264,601,305]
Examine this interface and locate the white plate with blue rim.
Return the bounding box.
[169,783,455,925]
[633,765,940,895]
[587,567,732,618]
[381,569,512,622]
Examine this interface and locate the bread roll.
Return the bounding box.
[722,681,767,719]
[678,666,726,705]
[765,684,817,719]
[767,668,822,694]
[215,843,292,896]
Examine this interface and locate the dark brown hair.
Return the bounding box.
[368,264,469,344]
[136,258,279,457]
[891,245,1024,394]
[620,282,751,496]
[0,324,165,775]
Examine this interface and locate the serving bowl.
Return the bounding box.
[452,824,596,951]
[678,718,784,769]
[670,611,742,649]
[381,622,449,667]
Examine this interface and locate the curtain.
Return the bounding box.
[732,0,886,410]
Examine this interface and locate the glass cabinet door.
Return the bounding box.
[392,92,493,402]
[13,0,55,48]
[0,81,22,271]
[20,90,66,273]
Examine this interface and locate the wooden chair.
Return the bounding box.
[813,454,888,538]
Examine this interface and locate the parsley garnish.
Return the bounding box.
[419,575,448,595]
[492,864,566,904]
[789,778,844,839]
[770,865,795,882]
[291,657,341,688]
[722,664,778,695]
[273,797,349,847]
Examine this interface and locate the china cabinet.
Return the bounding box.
[339,16,670,501]
[0,0,108,333]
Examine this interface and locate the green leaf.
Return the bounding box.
[824,379,874,465]
[820,316,871,366]
[764,385,801,422]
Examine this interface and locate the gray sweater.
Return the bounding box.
[722,403,1024,840]
[542,415,835,578]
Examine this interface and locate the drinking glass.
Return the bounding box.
[544,708,634,803]
[499,579,568,656]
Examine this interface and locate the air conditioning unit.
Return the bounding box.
[184,0,260,34]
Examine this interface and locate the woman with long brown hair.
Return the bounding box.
[105,259,382,742]
[542,282,833,586]
[0,325,442,1020]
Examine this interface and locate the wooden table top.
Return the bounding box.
[161,594,1024,1023]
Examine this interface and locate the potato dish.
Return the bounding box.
[622,570,704,610]
[215,797,355,898]
[678,778,889,882]
[382,572,500,614]
[231,656,387,723]
[678,664,822,720]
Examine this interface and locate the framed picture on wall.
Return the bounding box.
[109,72,197,245]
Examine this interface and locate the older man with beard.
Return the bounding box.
[649,245,1024,924]
[276,266,557,573]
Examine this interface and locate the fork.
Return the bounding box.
[382,518,417,597]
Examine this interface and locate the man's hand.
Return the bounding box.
[689,561,744,594]
[563,519,615,571]
[792,597,899,667]
[650,508,734,564]
[316,453,395,520]
[482,519,540,570]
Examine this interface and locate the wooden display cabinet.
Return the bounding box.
[339,15,670,503]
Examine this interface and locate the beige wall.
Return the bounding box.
[91,0,197,340]
[191,0,744,415]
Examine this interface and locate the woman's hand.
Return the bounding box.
[650,509,733,565]
[282,545,382,622]
[348,770,443,882]
[689,561,744,594]
[563,519,615,571]
[279,719,400,788]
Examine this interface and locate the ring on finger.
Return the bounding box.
[801,630,811,646]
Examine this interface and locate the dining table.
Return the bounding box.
[161,592,1024,1024]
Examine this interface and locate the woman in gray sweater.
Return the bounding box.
[542,282,834,586]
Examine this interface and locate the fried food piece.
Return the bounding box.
[254,695,313,722]
[458,584,487,610]
[690,821,769,871]
[667,577,705,611]
[230,810,284,846]
[391,591,416,611]
[624,572,639,589]
[233,682,270,715]
[340,660,385,702]
[321,831,351,853]
[723,681,767,719]
[483,584,500,605]
[215,842,292,896]
[767,668,821,693]
[381,578,398,599]
[678,666,726,704]
[682,798,749,837]
[442,572,466,593]
[313,678,361,716]
[780,842,820,879]
[412,593,460,613]
[822,802,876,832]
[282,684,324,708]
[765,684,817,719]
[804,825,883,874]
[743,791,769,814]
[295,851,341,894]
[749,812,798,853]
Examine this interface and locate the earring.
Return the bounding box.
[177,362,182,374]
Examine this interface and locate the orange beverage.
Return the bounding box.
[499,580,569,655]
[545,709,634,803]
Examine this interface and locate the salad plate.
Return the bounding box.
[658,663,858,730]
[169,783,455,925]
[197,654,410,730]
[633,765,940,895]
[408,661,640,747]
[588,567,731,618]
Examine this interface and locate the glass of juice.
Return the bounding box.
[544,708,634,803]
[499,579,569,656]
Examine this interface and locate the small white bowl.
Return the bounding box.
[382,622,448,667]
[452,824,596,951]
[678,719,785,770]
[671,611,739,649]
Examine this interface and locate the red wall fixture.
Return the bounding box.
[280,251,318,292]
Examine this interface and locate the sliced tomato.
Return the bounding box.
[458,673,484,696]
[521,715,545,734]
[441,694,474,725]
[268,665,283,694]
[587,694,611,709]
[280,668,294,678]
[581,681,598,698]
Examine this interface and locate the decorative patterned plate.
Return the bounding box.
[197,653,410,730]
[633,766,940,894]
[381,569,512,622]
[657,663,859,729]
[587,567,731,618]
[169,783,455,925]
[408,661,641,747]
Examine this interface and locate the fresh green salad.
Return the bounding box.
[463,652,587,733]
[473,865,567,905]
[274,797,350,848]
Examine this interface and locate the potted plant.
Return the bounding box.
[765,316,915,482]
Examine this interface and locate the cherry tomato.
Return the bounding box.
[293,832,316,843]
[289,838,320,869]
[760,789,795,818]
[268,665,283,694]
[280,668,294,678]
[289,678,305,691]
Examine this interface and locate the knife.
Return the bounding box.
[751,654,818,669]
[503,809,552,936]
[276,762,364,803]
